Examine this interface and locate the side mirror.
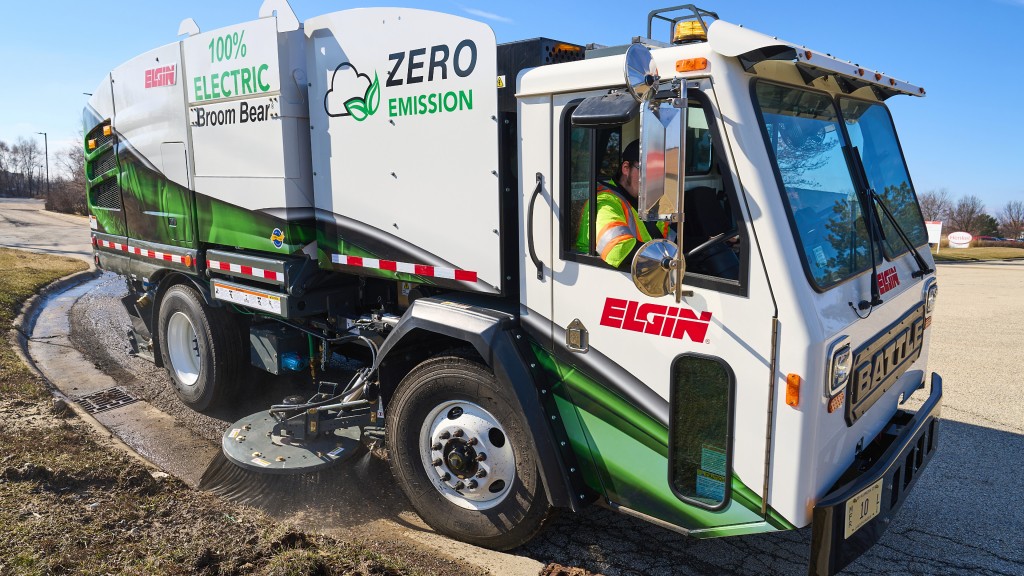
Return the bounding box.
[638,101,681,221]
[631,239,685,298]
[624,43,659,103]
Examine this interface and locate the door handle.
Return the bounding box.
[527,172,544,280]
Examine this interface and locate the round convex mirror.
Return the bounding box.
[624,43,660,103]
[631,239,684,298]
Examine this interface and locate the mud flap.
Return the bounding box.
[121,293,157,364]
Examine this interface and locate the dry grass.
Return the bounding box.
[0,248,470,576]
[0,248,87,399]
[931,246,1024,262]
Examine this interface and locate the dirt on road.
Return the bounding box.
[0,249,476,575]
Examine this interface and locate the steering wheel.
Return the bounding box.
[686,230,739,262]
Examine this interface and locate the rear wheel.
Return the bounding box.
[157,284,241,411]
[386,353,552,550]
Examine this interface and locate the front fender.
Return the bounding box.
[375,296,578,511]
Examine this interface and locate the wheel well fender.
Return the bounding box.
[375,297,576,510]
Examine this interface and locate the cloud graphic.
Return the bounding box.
[324,62,380,121]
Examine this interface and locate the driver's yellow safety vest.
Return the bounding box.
[576,180,670,268]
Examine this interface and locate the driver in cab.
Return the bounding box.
[576,140,671,269]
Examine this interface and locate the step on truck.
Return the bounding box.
[84,2,942,573]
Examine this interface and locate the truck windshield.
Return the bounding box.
[754,82,874,289]
[839,98,928,257]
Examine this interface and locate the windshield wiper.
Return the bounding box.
[847,146,883,311]
[850,147,934,280]
[866,189,934,278]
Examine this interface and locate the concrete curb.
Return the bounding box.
[7,268,163,474]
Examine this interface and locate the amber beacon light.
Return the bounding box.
[673,20,707,44]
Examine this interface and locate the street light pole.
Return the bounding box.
[36,131,49,198]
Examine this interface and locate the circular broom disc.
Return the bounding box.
[221,410,362,475]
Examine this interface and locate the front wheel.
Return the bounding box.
[386,353,552,550]
[157,284,242,411]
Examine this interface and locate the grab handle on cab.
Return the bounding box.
[527,172,545,281]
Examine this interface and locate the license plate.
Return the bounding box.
[845,479,883,538]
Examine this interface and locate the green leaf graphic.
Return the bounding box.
[365,73,381,115]
[345,97,368,121]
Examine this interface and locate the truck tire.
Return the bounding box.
[386,353,552,550]
[157,284,241,411]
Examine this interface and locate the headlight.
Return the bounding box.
[826,337,851,396]
[925,283,938,314]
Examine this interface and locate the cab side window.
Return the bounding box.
[561,98,747,293]
[565,122,625,260]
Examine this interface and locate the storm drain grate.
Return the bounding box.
[74,387,139,414]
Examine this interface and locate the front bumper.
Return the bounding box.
[809,372,942,576]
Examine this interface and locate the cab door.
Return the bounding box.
[546,81,780,533]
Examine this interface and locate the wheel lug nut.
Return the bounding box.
[455,481,465,490]
[476,453,487,462]
[475,469,487,478]
[441,472,450,481]
[452,428,464,438]
[467,437,478,446]
[440,431,451,440]
[466,479,478,489]
[432,442,442,451]
[432,458,442,467]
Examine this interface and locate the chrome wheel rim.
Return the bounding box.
[418,400,516,511]
[167,311,201,387]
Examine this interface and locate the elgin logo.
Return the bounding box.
[600,297,712,343]
[877,266,900,295]
[145,65,177,89]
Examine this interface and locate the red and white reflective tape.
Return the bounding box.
[96,239,129,252]
[95,238,192,266]
[332,254,478,283]
[206,259,284,282]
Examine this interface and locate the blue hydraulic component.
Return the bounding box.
[280,352,308,372]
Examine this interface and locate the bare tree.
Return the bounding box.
[998,200,1024,240]
[47,143,88,215]
[917,188,953,222]
[0,140,10,194]
[947,195,986,234]
[11,137,41,196]
[56,142,85,184]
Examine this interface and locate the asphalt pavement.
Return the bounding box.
[2,198,1022,576]
[0,197,92,263]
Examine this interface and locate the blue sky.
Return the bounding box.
[1,0,1021,213]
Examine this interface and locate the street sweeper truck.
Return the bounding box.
[84,2,942,573]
